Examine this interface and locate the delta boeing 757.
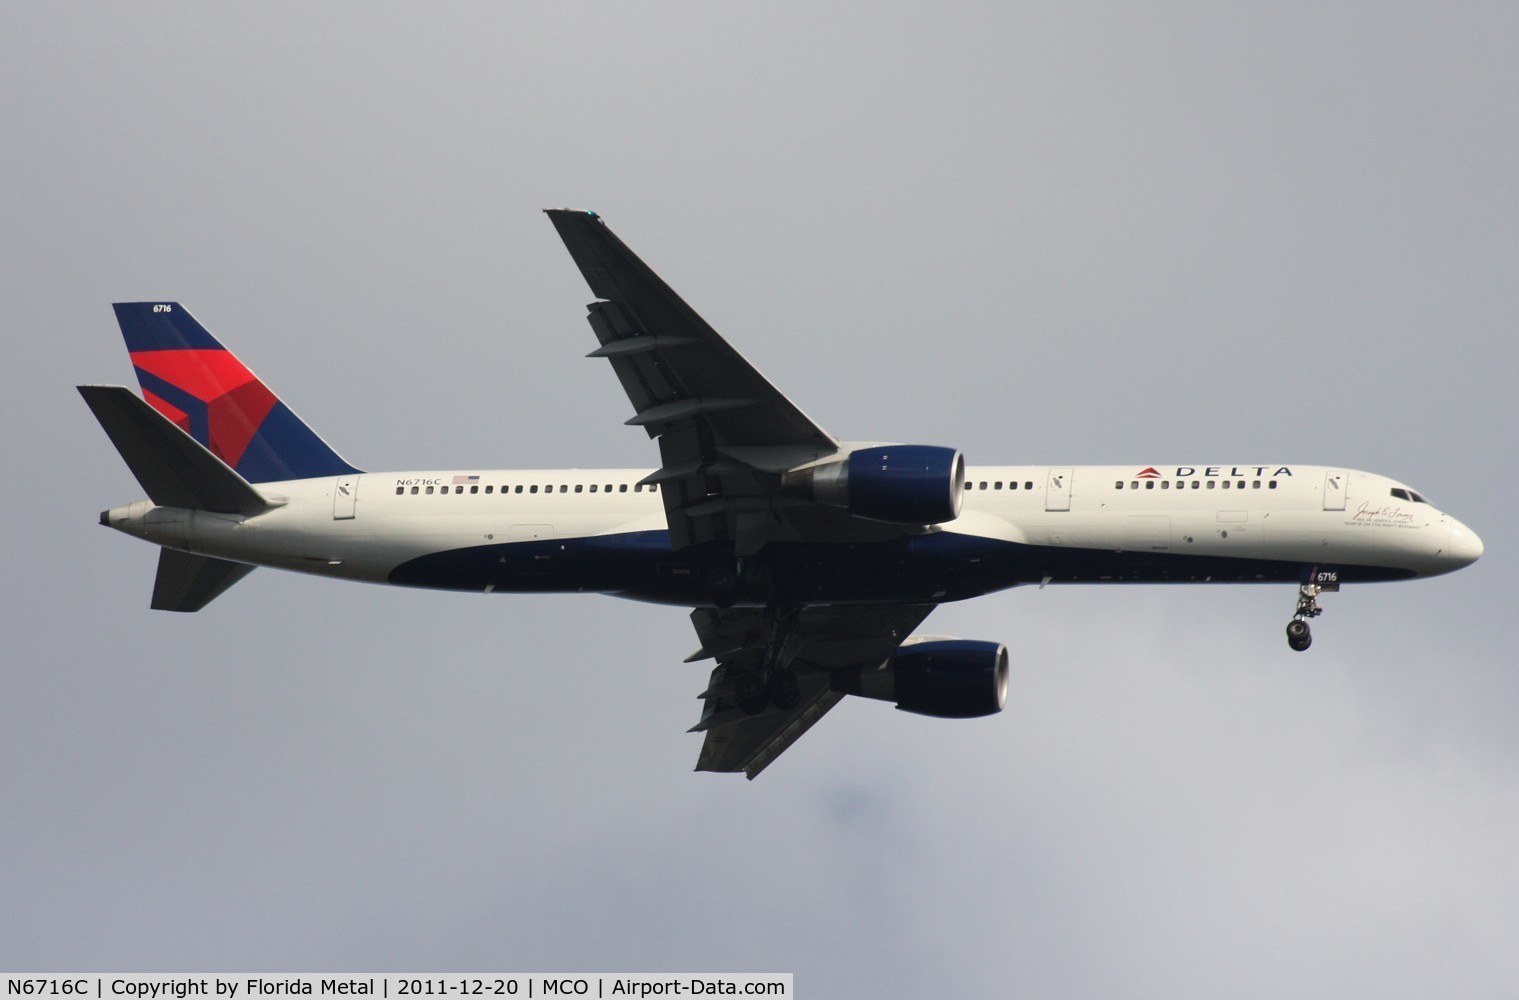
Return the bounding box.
[79,210,1483,777]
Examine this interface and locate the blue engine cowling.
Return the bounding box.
[832,639,1009,719]
[784,445,965,525]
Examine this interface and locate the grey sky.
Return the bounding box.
[3,3,1516,995]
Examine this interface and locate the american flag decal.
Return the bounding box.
[452,474,480,485]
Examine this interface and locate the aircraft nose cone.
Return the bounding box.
[1448,519,1484,568]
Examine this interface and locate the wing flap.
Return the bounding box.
[550,216,836,450]
[547,210,843,551]
[695,677,844,779]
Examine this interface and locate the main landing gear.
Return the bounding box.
[735,668,800,714]
[1286,580,1330,652]
[732,604,802,716]
[707,558,775,608]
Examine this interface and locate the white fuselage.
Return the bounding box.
[101,463,1482,607]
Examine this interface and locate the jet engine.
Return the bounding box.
[833,638,1009,718]
[783,445,965,525]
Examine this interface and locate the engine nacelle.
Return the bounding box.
[833,639,1009,718]
[783,445,965,524]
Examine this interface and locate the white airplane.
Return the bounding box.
[80,210,1484,777]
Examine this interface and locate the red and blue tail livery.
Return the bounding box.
[112,303,359,483]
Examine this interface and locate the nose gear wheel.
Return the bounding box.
[1286,581,1329,652]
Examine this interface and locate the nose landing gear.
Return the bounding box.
[1286,578,1333,652]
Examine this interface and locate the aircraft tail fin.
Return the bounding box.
[78,384,271,515]
[151,548,256,612]
[111,302,360,484]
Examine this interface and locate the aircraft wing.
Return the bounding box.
[687,603,936,778]
[546,209,850,552]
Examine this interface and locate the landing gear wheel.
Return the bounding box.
[734,672,768,715]
[1286,618,1312,652]
[707,566,738,608]
[739,560,774,603]
[767,669,801,711]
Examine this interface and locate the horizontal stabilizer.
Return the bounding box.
[151,548,256,612]
[78,385,270,515]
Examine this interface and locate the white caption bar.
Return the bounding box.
[3,978,791,1000]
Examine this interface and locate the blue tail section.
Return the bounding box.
[112,303,361,483]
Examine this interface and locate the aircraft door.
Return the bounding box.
[1322,470,1348,511]
[1045,468,1073,512]
[333,476,359,519]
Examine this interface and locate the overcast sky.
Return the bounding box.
[3,3,1516,995]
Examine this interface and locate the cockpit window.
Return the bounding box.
[1390,488,1430,504]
